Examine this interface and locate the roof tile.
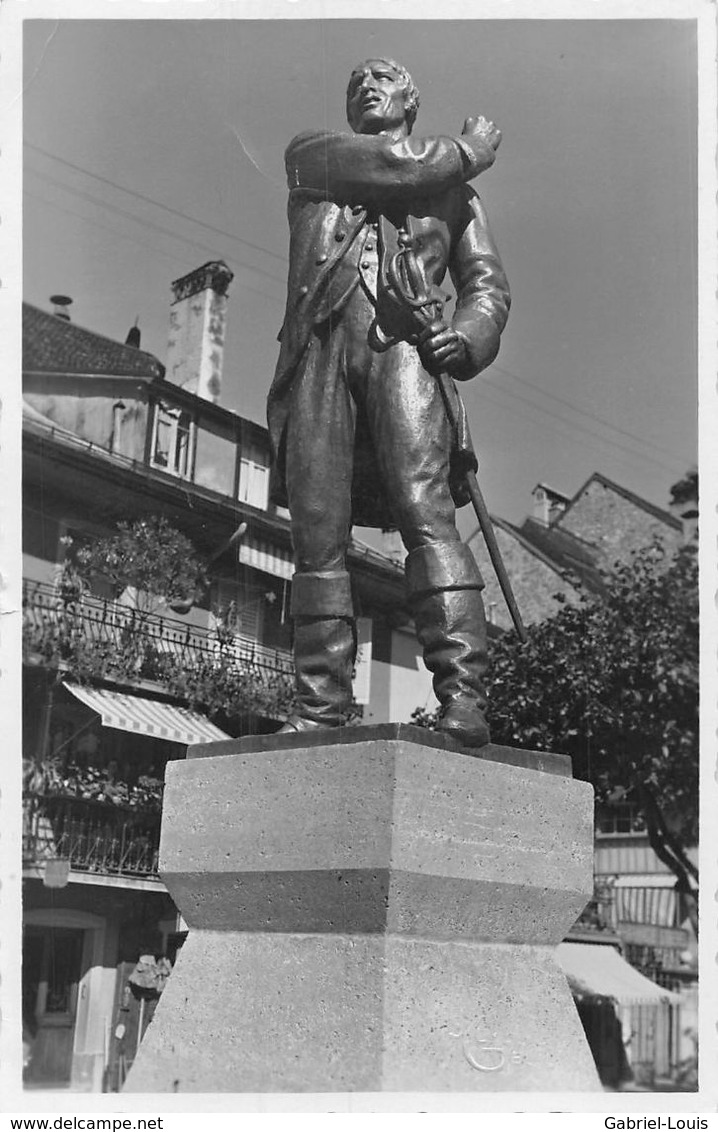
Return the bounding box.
[22,303,164,380]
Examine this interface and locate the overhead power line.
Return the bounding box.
[481,380,687,476]
[490,362,694,469]
[25,141,288,266]
[25,187,189,270]
[25,166,286,289]
[24,187,284,309]
[24,143,693,480]
[477,381,688,478]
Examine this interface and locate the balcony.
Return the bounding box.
[22,579,294,718]
[23,792,161,880]
[570,880,618,938]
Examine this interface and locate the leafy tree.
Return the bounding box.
[414,544,699,920]
[67,515,208,616]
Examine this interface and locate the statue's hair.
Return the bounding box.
[347,58,420,132]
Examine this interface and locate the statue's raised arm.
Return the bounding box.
[285,115,500,203]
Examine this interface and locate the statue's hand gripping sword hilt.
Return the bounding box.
[385,232,447,343]
[369,226,449,353]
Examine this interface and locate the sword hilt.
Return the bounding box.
[385,234,446,342]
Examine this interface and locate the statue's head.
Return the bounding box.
[346,58,420,136]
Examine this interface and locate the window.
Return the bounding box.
[23,509,60,562]
[238,441,269,510]
[150,405,195,478]
[211,573,293,652]
[213,577,263,642]
[596,803,645,836]
[194,422,236,497]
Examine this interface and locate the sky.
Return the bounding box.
[21,15,700,529]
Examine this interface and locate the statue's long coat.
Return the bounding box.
[267,129,511,530]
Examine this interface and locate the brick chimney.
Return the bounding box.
[166,261,234,402]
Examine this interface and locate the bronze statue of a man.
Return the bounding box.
[268,58,510,747]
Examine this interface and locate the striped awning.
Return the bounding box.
[239,535,294,581]
[557,943,680,1006]
[63,684,230,745]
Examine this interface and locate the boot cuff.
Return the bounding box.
[405,542,484,597]
[290,570,354,617]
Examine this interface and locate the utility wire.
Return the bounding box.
[25,146,693,476]
[24,187,284,309]
[25,167,286,290]
[480,380,687,476]
[25,186,195,272]
[25,141,288,265]
[480,367,689,476]
[476,382,688,479]
[490,361,694,469]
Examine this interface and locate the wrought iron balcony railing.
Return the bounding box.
[22,579,294,711]
[23,791,161,879]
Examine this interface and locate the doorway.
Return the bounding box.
[23,925,85,1085]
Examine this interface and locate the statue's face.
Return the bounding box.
[346,60,409,135]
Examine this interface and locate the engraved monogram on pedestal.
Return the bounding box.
[445,957,536,1074]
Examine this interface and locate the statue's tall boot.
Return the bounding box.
[406,542,491,748]
[278,569,356,733]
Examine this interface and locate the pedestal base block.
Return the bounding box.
[125,731,601,1093]
[126,932,598,1092]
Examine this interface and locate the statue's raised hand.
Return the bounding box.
[462,116,502,152]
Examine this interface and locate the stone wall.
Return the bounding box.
[468,525,582,633]
[560,479,681,568]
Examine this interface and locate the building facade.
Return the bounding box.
[21,266,431,1091]
[21,263,698,1091]
[466,470,698,1088]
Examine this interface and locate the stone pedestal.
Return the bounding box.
[124,725,600,1092]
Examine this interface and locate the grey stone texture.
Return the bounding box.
[470,523,584,633]
[125,734,601,1093]
[559,477,681,564]
[468,475,683,634]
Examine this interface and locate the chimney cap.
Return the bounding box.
[49,294,73,321]
[532,481,570,504]
[170,261,234,305]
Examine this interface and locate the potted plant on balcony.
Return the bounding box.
[63,517,208,680]
[72,516,207,612]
